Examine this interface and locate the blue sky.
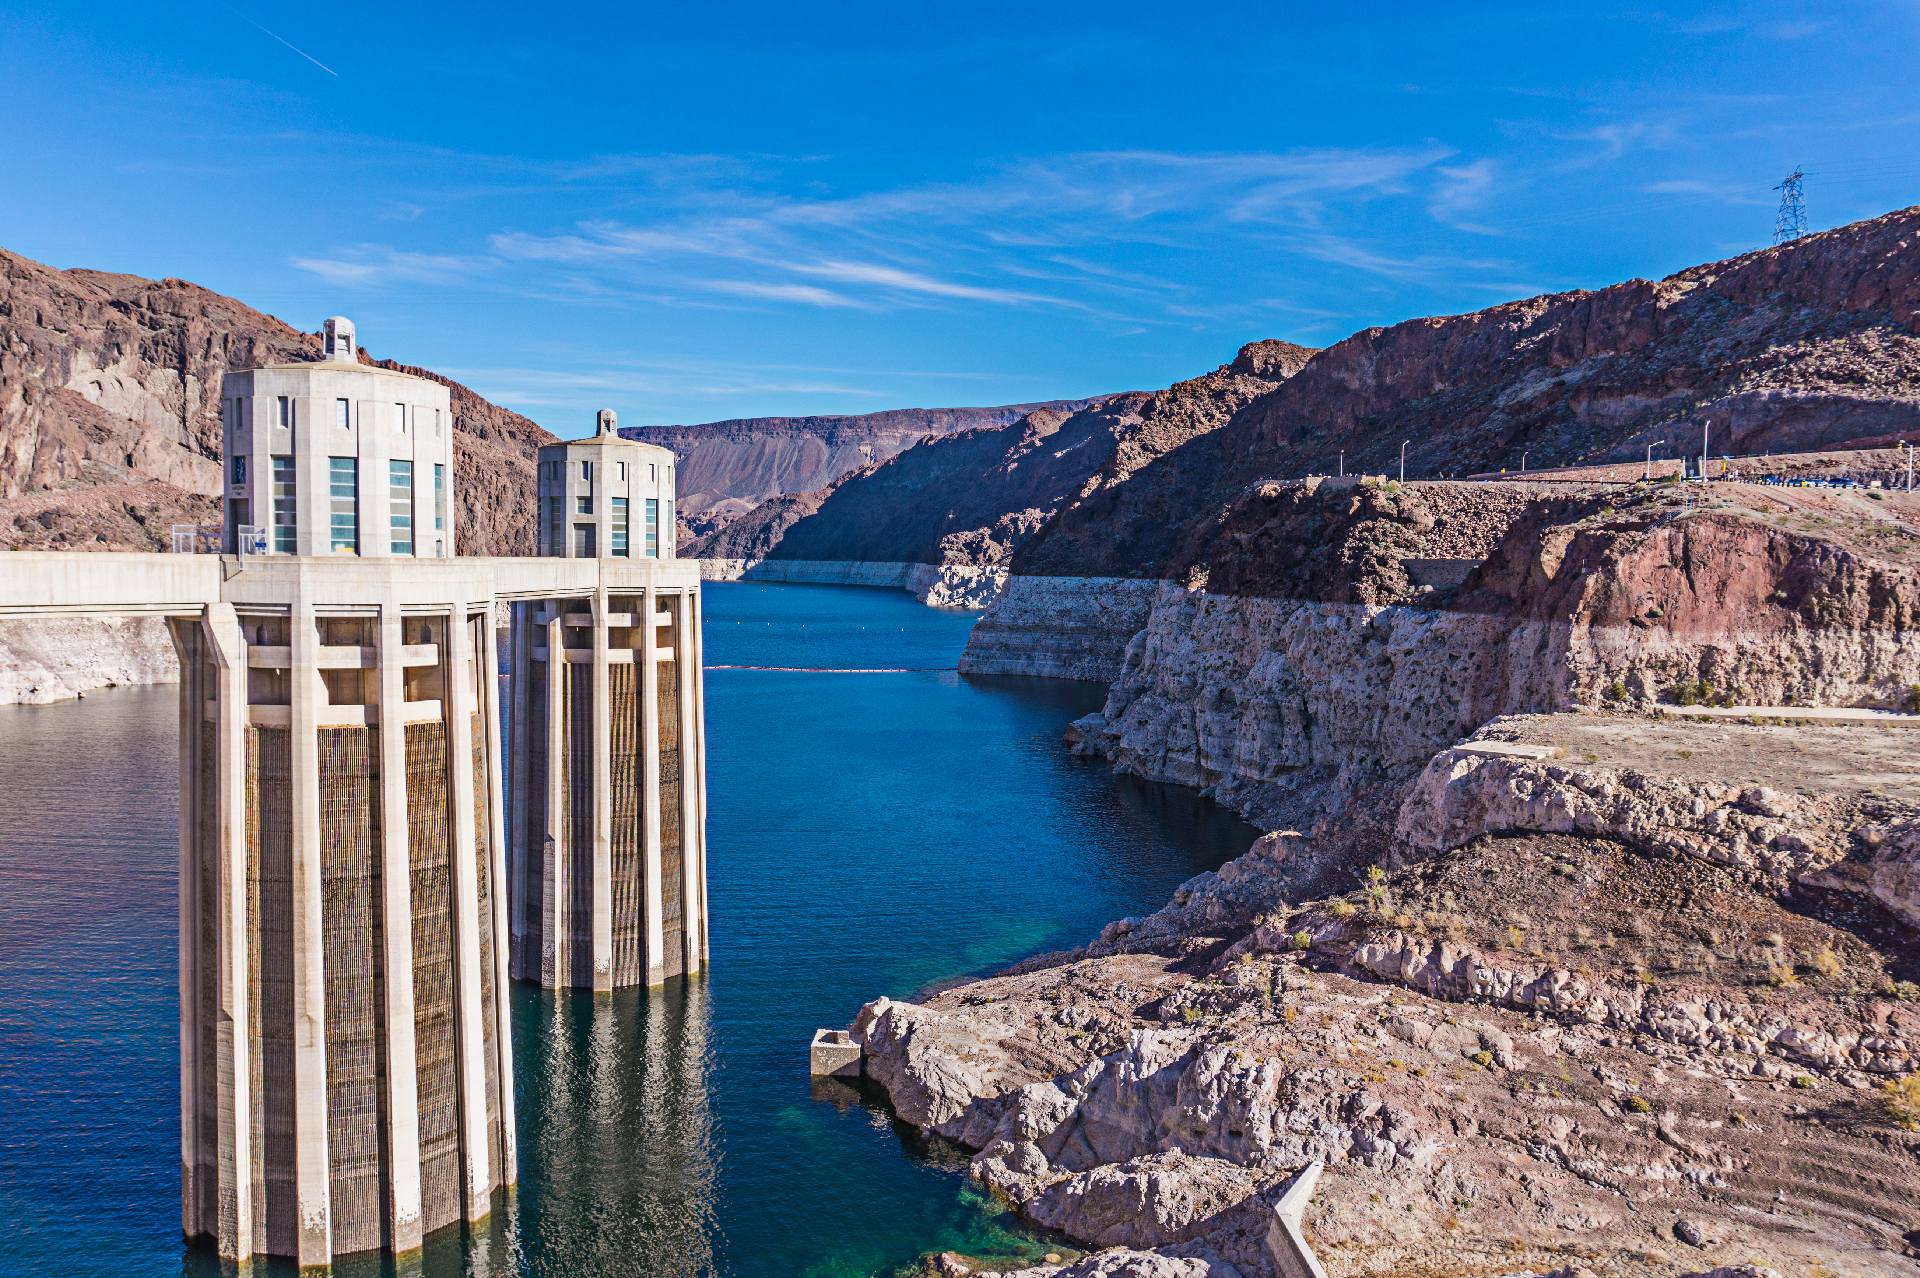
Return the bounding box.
[5,1,1919,429]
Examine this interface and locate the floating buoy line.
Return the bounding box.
[703,665,950,673]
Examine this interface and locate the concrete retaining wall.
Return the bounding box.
[696,558,1008,609]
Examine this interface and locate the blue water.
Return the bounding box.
[0,582,1257,1277]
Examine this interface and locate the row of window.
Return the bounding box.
[542,495,660,557]
[303,456,445,554]
[540,459,670,485]
[224,398,445,436]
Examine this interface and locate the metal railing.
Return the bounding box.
[170,524,268,554]
[170,524,222,554]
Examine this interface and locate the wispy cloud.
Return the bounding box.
[330,145,1507,324]
[701,279,863,307]
[292,247,494,287]
[1429,159,1499,231]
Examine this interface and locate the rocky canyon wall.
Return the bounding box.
[0,615,177,703]
[632,398,1109,545]
[692,342,1313,580]
[1044,483,1920,867]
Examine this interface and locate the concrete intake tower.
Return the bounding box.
[0,319,709,1267]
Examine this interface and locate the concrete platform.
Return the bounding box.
[1656,705,1920,727]
[1454,741,1565,761]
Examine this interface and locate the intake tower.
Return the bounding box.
[0,321,709,1267]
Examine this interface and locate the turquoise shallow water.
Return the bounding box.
[0,581,1257,1277]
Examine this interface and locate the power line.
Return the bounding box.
[1773,167,1808,244]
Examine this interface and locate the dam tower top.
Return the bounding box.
[536,407,679,559]
[220,316,456,558]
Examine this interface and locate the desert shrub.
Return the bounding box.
[1907,684,1920,713]
[1291,931,1312,951]
[1808,946,1842,978]
[1891,980,1920,1001]
[1884,1075,1920,1130]
[1471,1050,1494,1068]
[1791,1075,1815,1090]
[1605,680,1629,701]
[1669,681,1701,706]
[1329,900,1356,919]
[1626,1096,1652,1113]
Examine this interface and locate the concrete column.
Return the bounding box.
[507,602,531,979]
[374,602,424,1253]
[481,606,518,1184]
[640,581,664,985]
[591,585,612,992]
[674,591,700,977]
[446,600,494,1221]
[175,616,205,1242]
[688,586,710,972]
[210,608,254,1262]
[542,602,567,989]
[288,598,332,1266]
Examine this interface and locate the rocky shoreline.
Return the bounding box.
[844,711,1920,1278]
[836,477,1920,1278]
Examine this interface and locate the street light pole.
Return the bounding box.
[1338,450,1344,478]
[1646,442,1659,480]
[1702,418,1711,482]
[1400,440,1409,484]
[1521,451,1529,474]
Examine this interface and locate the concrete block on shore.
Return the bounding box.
[810,1028,862,1077]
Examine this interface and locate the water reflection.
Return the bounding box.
[506,976,718,1276]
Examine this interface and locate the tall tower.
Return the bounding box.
[179,335,516,1261]
[507,413,709,989]
[1773,168,1808,245]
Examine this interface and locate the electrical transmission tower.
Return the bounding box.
[1773,168,1808,244]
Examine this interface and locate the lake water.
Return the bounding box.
[0,581,1257,1278]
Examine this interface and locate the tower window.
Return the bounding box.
[335,399,350,430]
[545,496,563,556]
[434,464,445,533]
[581,461,592,481]
[576,496,593,515]
[390,460,413,555]
[329,457,358,554]
[611,497,628,557]
[644,497,658,558]
[277,396,290,429]
[231,455,247,485]
[395,402,408,433]
[272,456,296,554]
[617,461,627,481]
